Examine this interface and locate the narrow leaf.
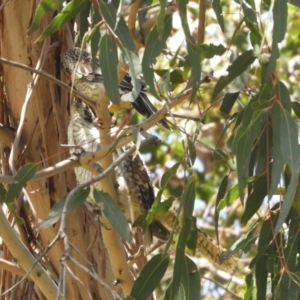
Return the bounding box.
[212,0,225,31]
[160,162,180,189]
[265,0,287,80]
[179,256,201,300]
[275,110,299,234]
[36,0,88,42]
[212,50,256,100]
[220,92,240,114]
[242,174,268,224]
[215,175,228,244]
[93,189,131,241]
[40,188,90,229]
[6,164,36,202]
[28,0,65,33]
[165,177,196,299]
[142,14,172,99]
[130,253,169,300]
[99,33,119,105]
[269,103,284,198]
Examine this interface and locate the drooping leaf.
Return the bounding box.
[177,1,201,99]
[130,253,169,300]
[99,33,119,105]
[93,189,131,241]
[142,14,173,99]
[215,175,228,244]
[179,256,201,300]
[6,164,37,202]
[217,182,240,210]
[164,177,195,299]
[120,47,142,102]
[28,0,65,33]
[242,174,268,224]
[291,101,300,119]
[40,188,90,229]
[199,44,226,60]
[233,110,267,202]
[212,50,256,100]
[212,0,225,31]
[79,1,91,41]
[269,103,284,199]
[220,92,240,114]
[265,0,287,81]
[160,162,180,189]
[275,110,299,234]
[115,17,136,52]
[36,0,89,42]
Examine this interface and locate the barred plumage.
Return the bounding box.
[68,99,240,272]
[68,99,169,241]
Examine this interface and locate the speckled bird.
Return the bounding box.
[68,98,169,242]
[61,47,170,130]
[68,99,240,271]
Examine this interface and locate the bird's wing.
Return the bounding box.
[120,74,170,130]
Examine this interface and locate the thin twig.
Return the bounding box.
[69,256,123,300]
[0,56,97,108]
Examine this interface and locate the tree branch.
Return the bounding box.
[0,206,57,299]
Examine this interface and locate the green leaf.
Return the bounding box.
[115,17,136,52]
[275,109,299,234]
[99,1,117,29]
[291,101,300,119]
[93,189,131,241]
[155,197,174,215]
[36,0,88,42]
[178,1,201,99]
[130,253,169,300]
[244,17,262,47]
[160,162,180,189]
[165,177,195,299]
[217,182,240,210]
[142,14,173,99]
[28,0,65,33]
[215,175,228,243]
[212,0,225,31]
[99,33,119,105]
[120,47,142,102]
[242,174,268,224]
[275,80,291,112]
[265,0,287,81]
[233,110,267,202]
[79,1,91,41]
[212,50,256,100]
[6,164,37,202]
[244,273,254,300]
[269,103,284,199]
[179,256,201,300]
[199,44,226,60]
[220,92,240,115]
[40,188,90,229]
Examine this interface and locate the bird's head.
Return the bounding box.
[61,47,92,76]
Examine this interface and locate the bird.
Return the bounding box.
[61,47,170,131]
[68,98,240,271]
[68,97,169,243]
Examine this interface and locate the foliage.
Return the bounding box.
[1,0,300,299]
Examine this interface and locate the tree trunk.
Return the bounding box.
[0,1,116,299]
